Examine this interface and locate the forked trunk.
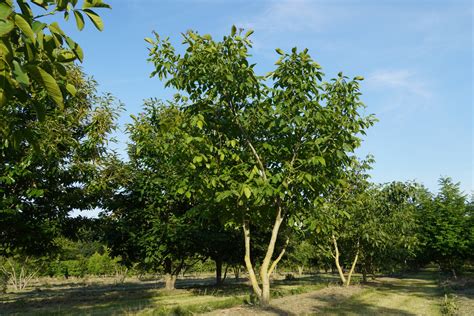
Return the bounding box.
[332,235,347,285]
[242,204,288,306]
[332,236,360,287]
[298,266,303,277]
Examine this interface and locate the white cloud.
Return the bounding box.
[366,69,432,100]
[239,0,328,33]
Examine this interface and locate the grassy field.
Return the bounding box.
[1,271,473,315]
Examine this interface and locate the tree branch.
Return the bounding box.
[268,237,289,277]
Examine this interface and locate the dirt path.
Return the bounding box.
[203,276,442,315]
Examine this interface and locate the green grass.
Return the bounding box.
[2,271,472,315]
[0,274,337,315]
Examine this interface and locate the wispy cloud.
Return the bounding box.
[366,69,432,100]
[364,69,434,120]
[239,0,329,33]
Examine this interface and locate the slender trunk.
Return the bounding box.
[243,220,262,298]
[215,257,223,285]
[346,247,359,287]
[222,264,228,284]
[164,258,176,290]
[259,205,285,306]
[332,235,347,285]
[233,266,240,280]
[298,266,303,277]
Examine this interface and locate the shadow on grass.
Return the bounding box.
[0,282,159,315]
[0,277,252,315]
[314,294,417,316]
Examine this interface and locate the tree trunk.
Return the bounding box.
[215,257,223,285]
[261,274,271,306]
[164,274,176,290]
[233,266,240,280]
[242,204,288,306]
[332,235,347,285]
[164,258,176,290]
[243,220,262,299]
[298,266,303,277]
[346,247,359,287]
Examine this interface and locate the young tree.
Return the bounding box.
[357,182,419,281]
[418,177,471,277]
[147,27,375,305]
[104,103,203,290]
[312,176,419,285]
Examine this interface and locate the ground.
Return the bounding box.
[1,271,473,315]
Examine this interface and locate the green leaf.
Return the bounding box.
[57,50,77,62]
[73,10,85,31]
[0,3,12,20]
[65,36,84,62]
[12,60,30,86]
[83,9,104,31]
[243,186,251,199]
[275,48,284,55]
[48,22,65,36]
[231,25,237,36]
[66,83,76,96]
[144,37,154,44]
[27,188,44,198]
[83,0,111,9]
[0,19,14,37]
[244,29,254,38]
[29,66,63,107]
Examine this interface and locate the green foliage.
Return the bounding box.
[0,67,121,256]
[310,157,421,278]
[0,0,110,112]
[417,178,472,274]
[87,249,119,276]
[144,26,374,301]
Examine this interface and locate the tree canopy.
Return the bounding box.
[146,27,375,304]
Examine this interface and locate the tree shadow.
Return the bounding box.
[0,281,161,315]
[314,294,417,316]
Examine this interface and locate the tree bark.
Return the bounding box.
[164,258,176,290]
[233,265,240,280]
[346,246,359,287]
[242,203,287,306]
[332,235,347,285]
[215,257,223,285]
[298,266,303,277]
[243,220,262,299]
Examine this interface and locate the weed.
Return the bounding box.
[441,293,458,315]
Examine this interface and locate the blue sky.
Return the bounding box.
[63,0,472,195]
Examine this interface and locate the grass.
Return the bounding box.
[1,271,473,315]
[0,273,338,315]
